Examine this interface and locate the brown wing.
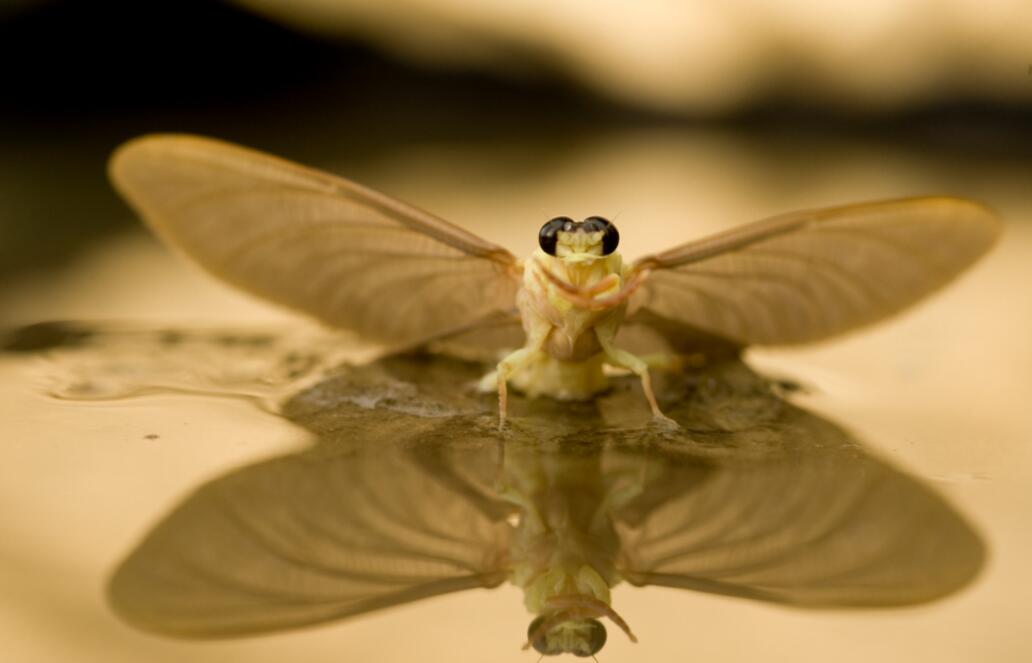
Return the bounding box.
[631,197,1000,345]
[615,404,985,607]
[109,134,520,347]
[108,447,511,638]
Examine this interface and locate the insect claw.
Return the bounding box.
[650,412,680,431]
[582,273,621,296]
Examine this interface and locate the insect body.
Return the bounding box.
[110,135,1001,424]
[483,216,669,425]
[502,440,639,656]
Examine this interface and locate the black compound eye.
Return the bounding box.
[582,216,619,255]
[528,616,557,656]
[539,216,573,256]
[574,620,607,657]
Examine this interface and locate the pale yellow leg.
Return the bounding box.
[639,352,683,372]
[602,343,663,416]
[541,268,646,311]
[494,326,549,427]
[596,324,677,426]
[495,346,536,425]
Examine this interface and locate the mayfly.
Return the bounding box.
[109,135,1000,424]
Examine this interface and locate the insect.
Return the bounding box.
[110,135,1001,425]
[106,356,985,657]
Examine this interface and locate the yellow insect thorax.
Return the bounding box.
[512,249,628,400]
[517,563,611,615]
[501,447,623,616]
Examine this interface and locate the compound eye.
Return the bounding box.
[574,620,608,657]
[582,216,619,255]
[528,616,559,656]
[539,216,573,256]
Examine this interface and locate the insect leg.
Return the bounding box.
[590,271,647,309]
[638,352,686,372]
[542,269,648,311]
[538,267,619,297]
[595,323,676,426]
[495,324,550,426]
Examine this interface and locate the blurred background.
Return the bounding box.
[1,1,1030,661]
[2,0,1032,310]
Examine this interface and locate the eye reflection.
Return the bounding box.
[578,619,607,657]
[107,352,985,653]
[527,616,553,655]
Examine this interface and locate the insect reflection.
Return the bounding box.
[108,355,984,656]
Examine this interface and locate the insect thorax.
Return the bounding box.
[502,449,622,613]
[511,250,627,399]
[516,563,612,614]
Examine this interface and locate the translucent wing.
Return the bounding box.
[614,407,985,607]
[631,197,1000,345]
[109,135,521,347]
[423,311,526,362]
[108,446,512,637]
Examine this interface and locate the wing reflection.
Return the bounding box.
[108,355,984,649]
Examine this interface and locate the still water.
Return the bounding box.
[1,128,1029,661]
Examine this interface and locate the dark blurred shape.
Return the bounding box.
[0,0,345,282]
[1,1,1029,308]
[0,0,610,285]
[107,354,984,644]
[0,0,609,124]
[230,0,1032,115]
[0,320,94,352]
[0,0,346,116]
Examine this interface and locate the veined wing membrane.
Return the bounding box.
[108,448,512,637]
[614,409,984,607]
[109,135,520,346]
[631,197,1000,345]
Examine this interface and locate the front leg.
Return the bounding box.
[493,321,550,427]
[539,267,648,311]
[540,269,620,298]
[595,318,677,427]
